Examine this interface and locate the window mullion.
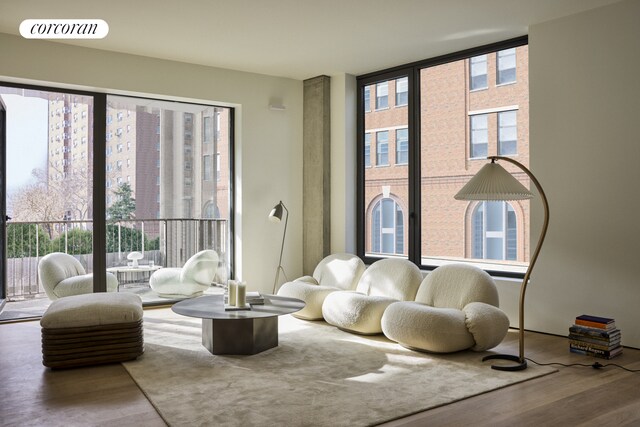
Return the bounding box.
[93,93,107,293]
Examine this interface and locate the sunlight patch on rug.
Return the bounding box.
[123,309,555,427]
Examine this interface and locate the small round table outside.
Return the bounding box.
[107,265,162,289]
[172,294,305,355]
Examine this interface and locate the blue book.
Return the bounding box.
[575,314,615,325]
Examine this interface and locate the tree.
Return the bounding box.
[51,228,93,255]
[9,166,92,226]
[6,223,51,258]
[106,224,158,253]
[107,183,136,221]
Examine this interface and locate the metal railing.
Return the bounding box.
[5,218,228,300]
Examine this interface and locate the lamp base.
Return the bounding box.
[482,354,527,371]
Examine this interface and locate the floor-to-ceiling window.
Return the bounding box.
[357,37,529,277]
[104,96,233,303]
[0,84,234,320]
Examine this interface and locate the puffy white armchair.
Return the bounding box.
[277,253,365,320]
[381,264,509,353]
[149,250,218,298]
[322,258,423,335]
[38,252,118,300]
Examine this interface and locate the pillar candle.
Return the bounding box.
[236,282,246,307]
[227,280,237,306]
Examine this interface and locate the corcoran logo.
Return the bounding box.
[19,19,109,39]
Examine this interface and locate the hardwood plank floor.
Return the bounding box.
[1,311,638,427]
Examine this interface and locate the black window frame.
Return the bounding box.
[356,36,527,279]
[0,80,236,299]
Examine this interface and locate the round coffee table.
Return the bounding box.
[172,294,305,355]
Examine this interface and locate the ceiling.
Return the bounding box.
[0,0,622,80]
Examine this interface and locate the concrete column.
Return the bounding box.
[303,76,331,275]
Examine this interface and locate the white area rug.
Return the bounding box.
[123,309,555,427]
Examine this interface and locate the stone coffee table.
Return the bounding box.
[171,294,305,355]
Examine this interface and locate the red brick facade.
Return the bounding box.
[363,46,529,268]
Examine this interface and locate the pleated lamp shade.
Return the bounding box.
[455,162,533,201]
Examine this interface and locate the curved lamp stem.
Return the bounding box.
[272,202,289,294]
[483,155,550,371]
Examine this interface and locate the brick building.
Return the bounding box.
[364,46,529,269]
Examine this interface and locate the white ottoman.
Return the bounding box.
[40,293,144,368]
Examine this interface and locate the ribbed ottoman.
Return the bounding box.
[40,293,144,368]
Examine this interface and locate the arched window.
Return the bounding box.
[472,201,516,261]
[203,201,220,219]
[371,198,404,255]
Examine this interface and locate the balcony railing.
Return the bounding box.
[5,218,228,301]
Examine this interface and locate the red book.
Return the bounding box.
[575,314,615,330]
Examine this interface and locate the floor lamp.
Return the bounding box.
[454,156,549,371]
[269,201,289,294]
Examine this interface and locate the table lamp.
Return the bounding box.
[269,201,289,294]
[455,155,549,371]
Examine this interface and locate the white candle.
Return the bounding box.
[236,282,246,307]
[227,280,237,306]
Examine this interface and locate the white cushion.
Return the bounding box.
[322,258,423,334]
[381,302,474,353]
[322,291,397,335]
[40,293,143,329]
[150,250,218,298]
[312,253,365,291]
[277,253,365,320]
[180,250,219,286]
[463,302,510,351]
[414,263,498,309]
[355,258,423,301]
[54,272,118,298]
[277,281,337,320]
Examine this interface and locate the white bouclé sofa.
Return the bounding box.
[277,253,366,320]
[381,263,509,353]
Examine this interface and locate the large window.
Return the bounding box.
[0,82,235,317]
[472,201,517,261]
[358,38,528,277]
[371,198,404,255]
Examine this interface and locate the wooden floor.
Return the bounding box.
[1,311,639,427]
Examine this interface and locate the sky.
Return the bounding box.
[1,93,48,199]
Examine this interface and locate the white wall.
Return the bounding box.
[518,0,640,348]
[0,33,304,294]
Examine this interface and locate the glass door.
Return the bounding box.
[0,97,6,313]
[0,86,95,320]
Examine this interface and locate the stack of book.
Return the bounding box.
[569,314,622,359]
[246,291,265,305]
